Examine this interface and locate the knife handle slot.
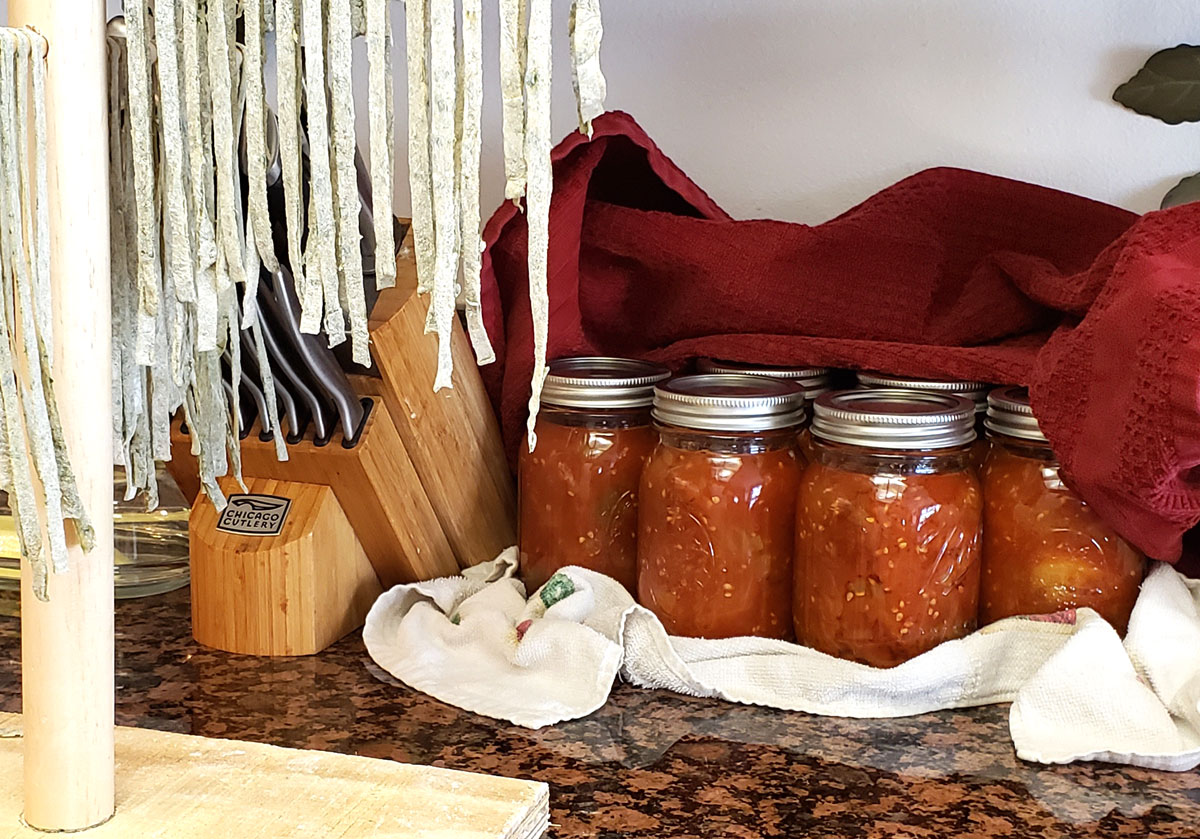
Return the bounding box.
[285,418,308,446]
[340,398,373,450]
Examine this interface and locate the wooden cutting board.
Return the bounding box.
[0,714,548,838]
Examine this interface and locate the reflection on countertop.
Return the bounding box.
[0,588,1194,838]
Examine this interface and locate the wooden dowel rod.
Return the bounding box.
[7,0,115,830]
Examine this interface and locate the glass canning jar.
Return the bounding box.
[518,357,670,594]
[637,374,805,639]
[697,359,834,463]
[795,389,983,668]
[979,386,1146,633]
[696,359,833,415]
[856,371,992,469]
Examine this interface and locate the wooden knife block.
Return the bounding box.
[168,222,516,656]
[188,476,384,656]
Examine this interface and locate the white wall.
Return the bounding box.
[6,1,1200,223]
[592,1,1200,222]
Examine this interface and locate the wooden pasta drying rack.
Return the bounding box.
[1,2,542,832]
[167,223,516,656]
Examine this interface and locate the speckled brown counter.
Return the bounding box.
[0,590,1194,838]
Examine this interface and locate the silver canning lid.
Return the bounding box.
[856,371,991,414]
[652,374,806,432]
[984,385,1047,443]
[811,389,976,450]
[540,357,671,409]
[697,358,834,401]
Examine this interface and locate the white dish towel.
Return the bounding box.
[363,551,1200,771]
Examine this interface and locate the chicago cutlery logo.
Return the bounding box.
[231,496,283,512]
[216,494,292,536]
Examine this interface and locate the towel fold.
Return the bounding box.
[363,554,1200,770]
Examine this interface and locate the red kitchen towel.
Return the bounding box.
[479,111,1200,561]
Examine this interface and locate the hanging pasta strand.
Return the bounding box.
[114,23,159,502]
[327,0,370,366]
[110,34,142,489]
[182,0,221,352]
[189,6,231,499]
[124,0,162,366]
[0,342,40,596]
[428,0,460,391]
[148,215,175,469]
[27,30,51,366]
[189,348,229,505]
[114,28,149,496]
[107,36,129,461]
[244,213,288,463]
[458,0,493,365]
[499,0,528,201]
[275,0,307,297]
[569,0,605,137]
[224,277,243,460]
[106,7,253,513]
[152,0,196,476]
[243,0,280,325]
[405,0,436,295]
[366,0,396,290]
[400,0,582,407]
[300,0,345,343]
[224,38,249,458]
[0,29,95,599]
[522,0,553,448]
[206,0,248,298]
[153,0,196,312]
[0,30,43,588]
[96,0,595,504]
[1,31,57,582]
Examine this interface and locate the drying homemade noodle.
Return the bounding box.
[569,0,605,137]
[401,0,607,448]
[405,0,436,295]
[110,3,260,510]
[458,0,494,365]
[367,0,397,290]
[243,0,279,288]
[299,0,344,341]
[427,0,460,391]
[522,0,552,448]
[327,0,370,366]
[274,0,307,301]
[498,0,528,201]
[108,0,409,509]
[103,0,608,512]
[0,28,95,600]
[124,0,162,366]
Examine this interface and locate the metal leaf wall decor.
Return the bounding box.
[1113,44,1200,124]
[1113,44,1200,209]
[1160,172,1200,210]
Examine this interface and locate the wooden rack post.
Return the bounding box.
[7,0,115,830]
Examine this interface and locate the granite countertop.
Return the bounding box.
[0,589,1195,838]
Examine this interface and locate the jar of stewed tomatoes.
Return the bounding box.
[518,357,670,594]
[697,359,833,412]
[794,390,983,668]
[979,386,1145,632]
[698,359,834,461]
[856,372,992,468]
[637,375,806,639]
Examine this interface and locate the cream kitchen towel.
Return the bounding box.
[363,554,1200,770]
[1009,563,1200,771]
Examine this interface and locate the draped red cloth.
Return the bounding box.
[479,111,1200,561]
